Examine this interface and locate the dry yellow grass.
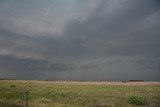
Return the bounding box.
[1,80,160,86]
[0,80,160,107]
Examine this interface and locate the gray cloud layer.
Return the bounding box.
[0,0,160,80]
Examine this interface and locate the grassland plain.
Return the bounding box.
[0,80,160,107]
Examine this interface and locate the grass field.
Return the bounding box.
[0,80,160,107]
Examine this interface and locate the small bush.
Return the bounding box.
[10,85,15,88]
[129,96,146,105]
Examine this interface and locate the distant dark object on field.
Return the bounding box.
[129,80,144,82]
[122,80,144,82]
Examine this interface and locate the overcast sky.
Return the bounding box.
[0,0,160,81]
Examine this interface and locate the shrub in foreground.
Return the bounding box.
[10,84,15,88]
[129,96,147,105]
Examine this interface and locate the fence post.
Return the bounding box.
[25,90,31,107]
[25,90,29,107]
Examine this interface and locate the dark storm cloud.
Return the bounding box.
[0,0,160,80]
[63,0,160,58]
[79,64,98,70]
[0,55,76,72]
[134,59,160,71]
[0,55,76,79]
[102,60,122,65]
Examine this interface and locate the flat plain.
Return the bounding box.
[0,80,160,107]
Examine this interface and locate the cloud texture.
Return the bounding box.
[0,0,160,80]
